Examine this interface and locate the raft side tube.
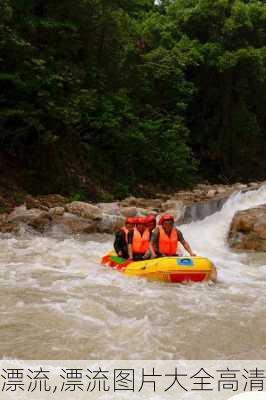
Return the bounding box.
[101,252,217,282]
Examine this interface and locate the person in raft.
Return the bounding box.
[127,217,151,261]
[114,217,136,259]
[149,214,196,258]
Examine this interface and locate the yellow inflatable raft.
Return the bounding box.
[101,252,217,283]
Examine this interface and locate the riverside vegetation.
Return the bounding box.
[0,0,266,201]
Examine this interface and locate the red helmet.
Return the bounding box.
[145,214,156,223]
[135,216,146,225]
[159,214,174,225]
[125,217,136,225]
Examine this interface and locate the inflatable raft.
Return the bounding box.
[101,252,217,283]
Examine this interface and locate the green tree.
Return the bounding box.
[165,0,266,181]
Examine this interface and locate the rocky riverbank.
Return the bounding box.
[0,181,264,237]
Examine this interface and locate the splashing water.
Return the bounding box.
[0,186,266,360]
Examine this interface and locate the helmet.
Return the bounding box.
[145,214,156,223]
[125,217,136,225]
[159,214,174,225]
[135,216,146,225]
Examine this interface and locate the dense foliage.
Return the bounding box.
[1,0,265,198]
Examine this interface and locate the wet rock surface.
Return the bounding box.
[228,204,266,251]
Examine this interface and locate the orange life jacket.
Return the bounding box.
[158,227,178,256]
[121,227,129,242]
[132,227,150,254]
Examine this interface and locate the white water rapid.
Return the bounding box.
[0,186,265,360]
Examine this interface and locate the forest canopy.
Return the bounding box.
[1,0,265,198]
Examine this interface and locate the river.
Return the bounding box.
[0,186,265,360]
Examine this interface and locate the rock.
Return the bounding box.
[216,187,227,195]
[121,197,162,210]
[137,199,162,210]
[25,195,49,211]
[194,191,206,201]
[121,207,137,217]
[38,194,68,208]
[206,189,217,198]
[7,206,51,233]
[52,212,124,234]
[97,214,124,233]
[28,213,51,233]
[0,222,18,234]
[97,202,121,215]
[51,203,125,234]
[8,206,46,223]
[120,196,139,207]
[162,199,183,211]
[155,193,171,200]
[195,184,211,190]
[52,213,98,234]
[235,214,255,233]
[25,194,67,210]
[173,191,197,203]
[253,222,266,239]
[143,199,162,209]
[65,201,101,220]
[248,182,259,188]
[0,213,8,223]
[0,213,18,233]
[192,189,202,194]
[234,183,248,190]
[228,204,266,251]
[49,207,65,217]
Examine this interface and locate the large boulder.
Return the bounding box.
[65,201,102,220]
[7,206,51,233]
[51,213,98,234]
[228,204,266,251]
[51,213,124,234]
